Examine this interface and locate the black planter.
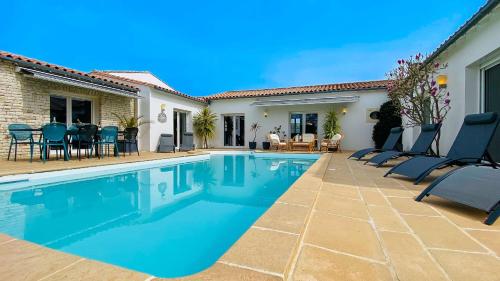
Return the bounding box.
[249,142,257,149]
[262,141,271,150]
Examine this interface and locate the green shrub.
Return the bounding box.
[372,101,402,149]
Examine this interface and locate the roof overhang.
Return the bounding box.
[16,67,140,99]
[251,95,360,107]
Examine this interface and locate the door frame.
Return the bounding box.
[480,56,500,113]
[288,112,319,137]
[222,114,245,147]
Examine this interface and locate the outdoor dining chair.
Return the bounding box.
[7,123,41,162]
[118,127,139,157]
[73,124,98,160]
[41,123,69,162]
[96,126,119,158]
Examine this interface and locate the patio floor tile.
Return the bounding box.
[42,259,149,281]
[291,245,392,281]
[403,215,486,252]
[0,240,81,281]
[254,202,310,234]
[387,197,439,216]
[315,193,369,220]
[467,230,500,257]
[220,228,298,275]
[304,211,386,262]
[320,182,361,200]
[168,262,282,281]
[379,231,448,281]
[277,188,317,207]
[360,189,389,206]
[379,187,415,198]
[368,205,409,233]
[430,249,500,281]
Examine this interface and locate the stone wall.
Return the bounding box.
[0,60,136,159]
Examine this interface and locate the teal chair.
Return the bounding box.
[8,123,41,162]
[41,123,69,162]
[96,126,119,158]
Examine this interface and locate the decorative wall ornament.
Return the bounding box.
[158,104,167,123]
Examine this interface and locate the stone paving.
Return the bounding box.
[0,152,499,281]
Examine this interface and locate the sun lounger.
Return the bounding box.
[366,123,441,167]
[415,165,500,225]
[385,112,499,184]
[349,127,403,160]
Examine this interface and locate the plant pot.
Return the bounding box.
[262,141,271,150]
[249,142,257,149]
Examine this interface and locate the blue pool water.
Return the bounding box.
[0,153,318,277]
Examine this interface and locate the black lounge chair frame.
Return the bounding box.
[415,165,500,225]
[348,127,404,160]
[384,112,499,184]
[365,123,441,167]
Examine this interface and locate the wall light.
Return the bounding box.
[437,74,448,89]
[264,111,268,118]
[342,107,348,115]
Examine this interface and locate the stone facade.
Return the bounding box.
[0,60,136,158]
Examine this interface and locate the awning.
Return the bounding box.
[251,95,360,106]
[16,67,139,99]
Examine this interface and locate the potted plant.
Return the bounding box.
[193,107,217,149]
[249,122,261,149]
[112,113,150,153]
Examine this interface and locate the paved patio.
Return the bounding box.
[0,151,206,177]
[0,152,499,280]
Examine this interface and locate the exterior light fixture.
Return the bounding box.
[342,107,347,115]
[437,74,448,88]
[264,111,268,118]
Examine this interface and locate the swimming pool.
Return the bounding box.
[0,152,318,277]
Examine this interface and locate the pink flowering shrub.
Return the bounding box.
[387,54,451,154]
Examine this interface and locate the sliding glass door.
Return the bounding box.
[174,111,187,148]
[289,112,318,138]
[223,115,245,146]
[50,96,93,125]
[485,62,500,162]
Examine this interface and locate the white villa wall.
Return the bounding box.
[107,72,175,90]
[208,90,387,150]
[138,87,204,151]
[403,6,500,154]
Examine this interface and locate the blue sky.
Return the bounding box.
[0,0,486,96]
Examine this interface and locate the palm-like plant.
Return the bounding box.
[193,107,217,149]
[112,113,150,128]
[323,109,340,139]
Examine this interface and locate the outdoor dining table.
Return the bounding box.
[8,126,125,160]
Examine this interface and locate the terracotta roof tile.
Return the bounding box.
[90,71,207,104]
[0,50,139,93]
[206,80,388,100]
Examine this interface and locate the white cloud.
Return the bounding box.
[261,16,461,87]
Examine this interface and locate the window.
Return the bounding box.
[289,112,318,138]
[50,96,67,123]
[72,99,92,124]
[50,95,93,125]
[305,113,318,134]
[290,113,302,139]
